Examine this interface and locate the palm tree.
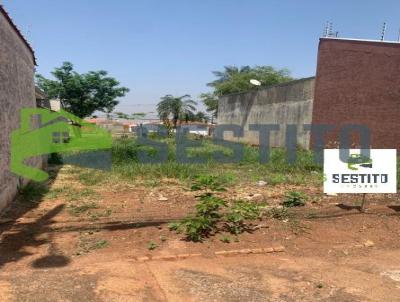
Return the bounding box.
[206,65,292,96]
[207,65,251,88]
[156,94,197,128]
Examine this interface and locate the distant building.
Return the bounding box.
[35,87,50,109]
[49,99,62,111]
[179,122,211,136]
[35,87,62,111]
[132,121,163,134]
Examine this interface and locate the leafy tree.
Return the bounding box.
[36,62,129,118]
[114,112,146,120]
[199,93,218,122]
[180,111,208,123]
[114,112,129,119]
[182,111,196,123]
[207,65,293,96]
[194,111,208,123]
[156,94,197,128]
[105,107,115,120]
[131,112,146,119]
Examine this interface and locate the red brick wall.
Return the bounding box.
[311,38,400,150]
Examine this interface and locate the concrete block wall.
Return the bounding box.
[217,77,315,148]
[0,8,41,212]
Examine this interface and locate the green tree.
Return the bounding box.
[105,107,115,120]
[207,65,292,96]
[182,111,196,123]
[180,111,208,123]
[199,92,218,122]
[130,112,146,119]
[36,62,129,118]
[156,94,197,128]
[194,111,208,123]
[114,112,146,120]
[114,112,128,119]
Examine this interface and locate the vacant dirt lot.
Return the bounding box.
[0,166,400,301]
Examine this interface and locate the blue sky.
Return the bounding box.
[3,0,400,116]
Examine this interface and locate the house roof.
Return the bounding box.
[0,5,36,65]
[35,87,47,100]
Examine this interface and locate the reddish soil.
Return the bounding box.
[0,168,400,301]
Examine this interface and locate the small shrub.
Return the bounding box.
[46,186,84,200]
[92,239,109,250]
[45,187,66,199]
[148,241,158,250]
[48,152,63,165]
[225,200,263,235]
[195,195,226,219]
[89,209,112,221]
[171,177,265,241]
[220,235,231,243]
[18,183,48,203]
[282,191,307,207]
[77,238,109,254]
[78,171,106,186]
[112,138,139,163]
[89,213,100,221]
[174,216,216,242]
[168,222,181,232]
[190,175,227,192]
[170,175,228,241]
[144,179,161,187]
[66,188,98,202]
[268,207,291,220]
[68,202,98,216]
[267,174,287,185]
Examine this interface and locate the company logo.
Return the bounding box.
[347,153,372,170]
[10,108,112,182]
[324,149,397,194]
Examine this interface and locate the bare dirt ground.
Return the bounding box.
[1,166,400,301]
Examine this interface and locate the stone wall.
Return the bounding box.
[217,77,315,148]
[0,8,40,212]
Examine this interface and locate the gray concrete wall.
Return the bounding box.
[217,77,315,148]
[0,10,41,212]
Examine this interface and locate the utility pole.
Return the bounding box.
[380,22,387,41]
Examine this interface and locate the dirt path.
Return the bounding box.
[1,168,400,301]
[1,248,400,301]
